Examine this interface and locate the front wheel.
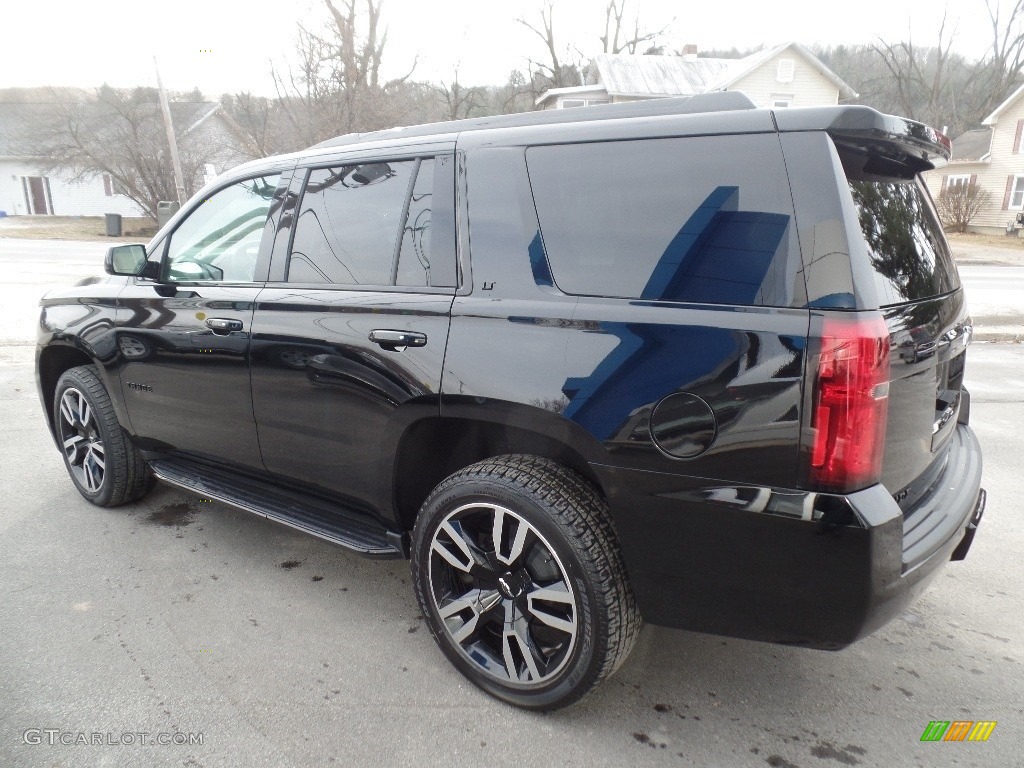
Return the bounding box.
[53,365,153,507]
[411,455,641,710]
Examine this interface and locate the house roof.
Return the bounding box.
[536,42,858,107]
[983,81,1024,125]
[588,53,733,99]
[950,128,992,163]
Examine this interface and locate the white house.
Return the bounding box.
[536,42,858,110]
[923,83,1024,234]
[0,90,250,219]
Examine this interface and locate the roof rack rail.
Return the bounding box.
[312,91,756,150]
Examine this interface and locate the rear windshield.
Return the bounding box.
[847,178,960,306]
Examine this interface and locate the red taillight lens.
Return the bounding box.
[808,315,890,492]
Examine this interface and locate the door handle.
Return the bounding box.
[206,317,243,335]
[368,329,427,350]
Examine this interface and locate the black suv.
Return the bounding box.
[37,93,985,709]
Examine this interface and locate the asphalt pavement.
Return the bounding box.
[0,238,1022,768]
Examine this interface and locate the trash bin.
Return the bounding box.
[104,213,122,237]
[156,201,180,229]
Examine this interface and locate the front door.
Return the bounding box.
[116,171,284,470]
[250,153,457,514]
[24,176,52,214]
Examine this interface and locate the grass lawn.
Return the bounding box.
[0,215,157,241]
[946,230,1024,250]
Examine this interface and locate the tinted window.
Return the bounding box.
[525,136,800,307]
[847,179,960,306]
[396,158,434,287]
[165,174,280,282]
[288,161,413,285]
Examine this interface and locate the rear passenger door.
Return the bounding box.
[250,148,458,516]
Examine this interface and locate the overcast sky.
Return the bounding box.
[0,0,1007,98]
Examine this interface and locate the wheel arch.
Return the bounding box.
[390,407,609,533]
[37,342,123,441]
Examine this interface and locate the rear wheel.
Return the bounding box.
[411,455,641,710]
[54,365,153,507]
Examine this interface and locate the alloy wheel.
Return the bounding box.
[427,502,579,687]
[58,387,106,494]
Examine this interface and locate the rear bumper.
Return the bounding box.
[596,423,984,649]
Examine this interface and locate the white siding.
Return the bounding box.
[0,159,143,217]
[728,51,840,108]
[923,97,1024,232]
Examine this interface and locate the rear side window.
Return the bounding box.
[847,178,960,306]
[525,135,802,307]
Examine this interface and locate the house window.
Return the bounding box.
[776,59,795,83]
[559,98,609,108]
[1010,175,1024,209]
[946,174,972,190]
[769,94,794,108]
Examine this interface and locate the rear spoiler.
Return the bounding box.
[774,106,951,176]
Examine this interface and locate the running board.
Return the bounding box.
[149,457,404,559]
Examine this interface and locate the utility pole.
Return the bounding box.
[154,57,186,206]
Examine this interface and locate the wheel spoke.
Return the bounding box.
[438,588,499,644]
[527,583,577,635]
[502,605,544,683]
[431,520,477,573]
[492,506,529,566]
[79,397,91,429]
[62,435,85,461]
[60,393,76,427]
[89,444,105,470]
[83,451,102,492]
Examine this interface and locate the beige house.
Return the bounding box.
[536,42,857,110]
[924,83,1024,234]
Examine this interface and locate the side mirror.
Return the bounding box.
[105,244,148,276]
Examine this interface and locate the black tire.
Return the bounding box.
[53,365,154,507]
[411,454,642,710]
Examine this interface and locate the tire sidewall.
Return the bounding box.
[412,476,607,710]
[54,370,116,506]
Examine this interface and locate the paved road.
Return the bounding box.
[0,238,1022,344]
[0,239,1022,767]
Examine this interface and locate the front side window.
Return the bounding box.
[165,174,281,282]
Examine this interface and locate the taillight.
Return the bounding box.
[808,314,890,492]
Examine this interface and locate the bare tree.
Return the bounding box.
[516,2,583,96]
[600,1,669,55]
[973,1,1024,118]
[220,92,293,158]
[936,182,991,232]
[872,11,963,128]
[434,67,486,121]
[271,0,418,145]
[27,86,215,218]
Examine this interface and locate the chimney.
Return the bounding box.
[682,43,698,61]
